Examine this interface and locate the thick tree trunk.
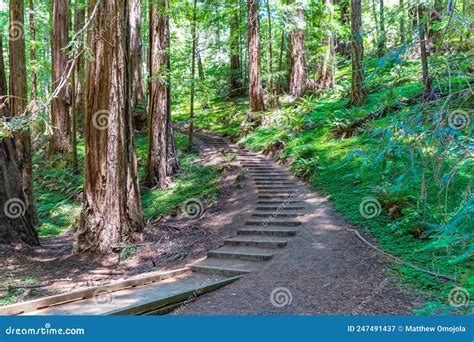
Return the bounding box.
[9,0,37,225]
[50,0,72,156]
[75,0,144,254]
[130,0,145,109]
[230,8,244,97]
[349,0,366,106]
[247,0,265,112]
[0,35,8,117]
[317,0,335,89]
[0,140,39,246]
[147,0,179,188]
[288,0,307,99]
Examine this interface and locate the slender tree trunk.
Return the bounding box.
[130,0,145,109]
[9,0,37,225]
[349,0,366,106]
[276,29,285,96]
[317,0,335,89]
[247,0,265,111]
[399,0,405,44]
[29,0,37,104]
[378,0,386,56]
[188,0,197,149]
[336,0,350,56]
[50,0,72,156]
[288,0,307,99]
[265,0,276,108]
[147,0,179,188]
[76,0,144,254]
[74,7,85,119]
[415,4,432,99]
[230,7,244,97]
[0,35,9,117]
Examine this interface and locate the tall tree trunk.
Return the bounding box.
[130,0,145,109]
[336,0,350,56]
[317,0,335,89]
[147,0,179,188]
[29,0,37,104]
[0,140,40,246]
[188,0,197,149]
[276,29,285,96]
[399,0,405,44]
[247,0,265,112]
[266,0,275,108]
[288,0,307,99]
[9,0,37,225]
[414,4,432,100]
[349,0,366,106]
[230,7,243,97]
[76,0,144,254]
[0,35,9,117]
[378,0,386,56]
[74,7,85,119]
[50,0,72,156]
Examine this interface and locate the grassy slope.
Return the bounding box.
[174,56,473,314]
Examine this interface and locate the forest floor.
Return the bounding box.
[0,135,254,305]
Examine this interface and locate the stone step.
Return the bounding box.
[253,177,290,180]
[207,246,274,261]
[256,206,306,211]
[255,186,297,189]
[257,195,297,199]
[254,182,294,186]
[238,226,298,237]
[245,219,302,226]
[189,258,263,276]
[251,212,302,217]
[225,235,290,248]
[256,200,304,205]
[257,190,298,194]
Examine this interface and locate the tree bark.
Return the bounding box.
[288,0,307,99]
[50,0,72,156]
[75,0,144,254]
[188,0,197,149]
[336,0,350,56]
[276,29,285,96]
[73,7,85,119]
[230,6,244,97]
[29,0,37,104]
[0,140,39,246]
[378,0,386,56]
[130,0,145,109]
[9,0,37,225]
[0,35,9,117]
[414,4,432,99]
[247,0,265,112]
[147,0,179,188]
[316,0,335,89]
[266,0,275,108]
[399,0,405,44]
[349,0,366,106]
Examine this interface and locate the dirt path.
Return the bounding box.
[173,134,424,315]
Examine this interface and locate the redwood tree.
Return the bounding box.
[288,0,308,98]
[247,0,265,112]
[147,0,179,188]
[0,35,8,117]
[75,0,144,254]
[349,0,366,106]
[50,0,72,155]
[316,0,335,89]
[230,5,243,97]
[130,0,145,109]
[9,0,37,225]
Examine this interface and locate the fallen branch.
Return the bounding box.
[347,227,456,281]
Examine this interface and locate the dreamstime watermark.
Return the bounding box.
[352,277,391,315]
[92,110,110,130]
[3,198,26,219]
[447,109,471,131]
[181,198,204,219]
[359,197,382,219]
[8,21,25,42]
[171,279,212,315]
[4,323,85,336]
[270,287,293,308]
[262,190,300,227]
[448,286,470,308]
[92,288,115,306]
